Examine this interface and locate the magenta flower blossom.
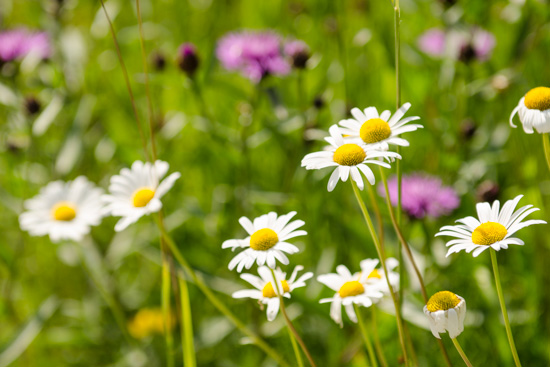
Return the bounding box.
[216,31,291,83]
[417,27,495,62]
[378,174,460,219]
[0,29,51,62]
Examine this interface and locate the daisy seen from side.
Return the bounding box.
[436,195,546,257]
[510,87,550,134]
[102,160,181,232]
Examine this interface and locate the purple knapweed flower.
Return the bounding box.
[216,31,291,83]
[0,29,51,62]
[378,173,460,219]
[417,27,495,63]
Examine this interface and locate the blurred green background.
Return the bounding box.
[1,0,550,366]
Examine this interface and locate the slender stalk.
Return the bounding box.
[99,0,150,161]
[366,184,385,247]
[451,338,473,367]
[179,273,197,367]
[286,322,304,367]
[379,168,452,366]
[350,180,409,365]
[542,134,550,174]
[354,304,378,367]
[161,253,175,367]
[155,221,291,367]
[371,307,388,367]
[490,250,522,367]
[135,0,157,160]
[269,268,317,367]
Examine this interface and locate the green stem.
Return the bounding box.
[350,180,409,365]
[179,273,197,367]
[490,250,522,367]
[269,268,317,367]
[286,323,304,367]
[371,307,388,367]
[366,183,385,248]
[161,254,175,367]
[354,305,378,367]
[135,0,157,160]
[451,338,473,367]
[156,220,291,367]
[542,134,550,174]
[379,168,452,366]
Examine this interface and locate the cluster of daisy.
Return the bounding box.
[221,210,400,326]
[19,160,180,242]
[302,103,421,191]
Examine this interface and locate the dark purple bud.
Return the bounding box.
[476,180,500,203]
[24,96,41,115]
[177,43,200,77]
[460,119,476,140]
[151,51,166,71]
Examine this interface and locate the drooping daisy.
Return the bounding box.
[19,176,104,243]
[337,103,422,151]
[232,265,313,321]
[102,160,181,232]
[436,195,546,257]
[510,87,550,134]
[317,264,384,327]
[423,291,466,339]
[301,125,401,192]
[359,257,400,294]
[222,211,306,272]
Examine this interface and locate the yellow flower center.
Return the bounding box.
[250,228,279,251]
[133,188,155,207]
[333,144,366,166]
[427,291,460,312]
[360,118,392,144]
[262,280,290,298]
[524,87,550,111]
[471,222,507,246]
[338,280,365,298]
[368,269,382,279]
[51,202,77,221]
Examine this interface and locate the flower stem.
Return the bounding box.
[451,338,473,367]
[542,133,550,174]
[354,304,378,367]
[366,183,385,247]
[286,322,304,367]
[161,252,175,367]
[371,307,388,367]
[350,180,409,365]
[490,249,522,367]
[379,167,452,366]
[155,221,291,367]
[178,273,197,367]
[269,268,317,367]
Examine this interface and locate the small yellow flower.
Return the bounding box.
[128,308,175,339]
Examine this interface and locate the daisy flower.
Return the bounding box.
[232,265,313,321]
[102,160,181,232]
[301,125,401,192]
[317,264,384,327]
[222,211,306,272]
[360,258,399,294]
[436,195,546,257]
[19,176,104,242]
[510,87,550,134]
[336,103,422,151]
[423,291,466,339]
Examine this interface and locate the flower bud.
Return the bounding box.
[177,43,199,77]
